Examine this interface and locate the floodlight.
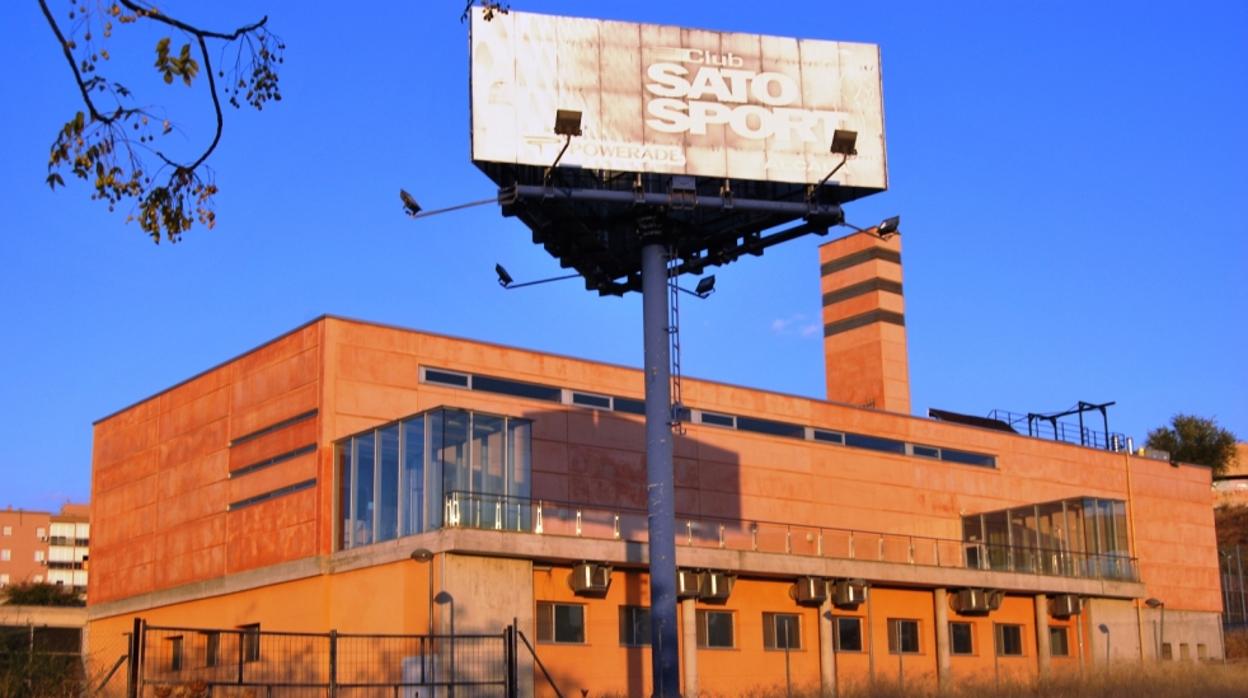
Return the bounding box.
[817,130,859,189]
[400,189,422,217]
[694,275,716,297]
[830,129,858,156]
[876,216,900,237]
[495,263,514,288]
[554,109,583,137]
[410,548,433,562]
[1144,598,1164,609]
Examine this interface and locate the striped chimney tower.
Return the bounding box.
[818,231,911,413]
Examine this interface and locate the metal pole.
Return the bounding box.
[641,240,681,698]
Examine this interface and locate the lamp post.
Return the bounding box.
[1098,623,1111,665]
[1145,598,1165,660]
[411,549,435,694]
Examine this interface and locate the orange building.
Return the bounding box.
[86,232,1222,696]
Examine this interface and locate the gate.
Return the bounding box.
[128,618,518,698]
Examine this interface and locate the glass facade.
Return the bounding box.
[961,496,1135,581]
[337,407,532,551]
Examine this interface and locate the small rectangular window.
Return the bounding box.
[618,606,651,646]
[239,624,261,663]
[537,602,585,644]
[1,526,10,536]
[1179,643,1190,660]
[696,610,735,649]
[35,550,46,562]
[763,613,801,650]
[1049,627,1069,657]
[942,449,996,468]
[472,374,562,402]
[950,622,974,655]
[995,624,1023,657]
[846,433,907,454]
[736,417,805,439]
[912,444,941,459]
[887,619,920,654]
[613,397,645,415]
[1198,643,1208,660]
[423,368,469,388]
[835,617,862,652]
[1161,642,1173,660]
[571,392,612,410]
[699,412,736,428]
[812,429,845,445]
[168,636,184,672]
[0,550,9,561]
[203,631,220,668]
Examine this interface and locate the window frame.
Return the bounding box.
[886,618,921,655]
[238,624,261,663]
[762,612,802,651]
[696,609,736,649]
[618,605,651,647]
[834,616,863,652]
[1048,626,1069,657]
[168,635,184,672]
[536,602,586,645]
[949,621,975,656]
[994,623,1024,657]
[203,631,220,668]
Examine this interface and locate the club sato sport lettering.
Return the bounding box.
[645,48,845,144]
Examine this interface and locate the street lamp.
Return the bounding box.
[1145,598,1166,660]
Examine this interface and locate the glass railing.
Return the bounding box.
[443,491,1138,583]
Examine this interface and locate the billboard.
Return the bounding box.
[470,9,887,190]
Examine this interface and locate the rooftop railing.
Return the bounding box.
[443,491,1138,583]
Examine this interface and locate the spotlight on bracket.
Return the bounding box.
[694,275,716,298]
[495,264,514,288]
[875,215,900,239]
[817,129,859,189]
[554,109,584,137]
[400,189,422,217]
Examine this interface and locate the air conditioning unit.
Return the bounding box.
[1050,594,1081,618]
[952,588,996,615]
[988,590,1005,611]
[676,569,702,599]
[568,563,612,597]
[791,576,827,606]
[832,579,868,609]
[698,571,733,602]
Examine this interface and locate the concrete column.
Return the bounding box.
[933,588,951,691]
[1034,594,1051,678]
[680,598,698,697]
[819,597,837,697]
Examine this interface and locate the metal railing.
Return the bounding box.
[987,409,1127,451]
[444,491,1139,582]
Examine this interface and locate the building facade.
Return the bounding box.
[86,233,1222,695]
[0,503,89,592]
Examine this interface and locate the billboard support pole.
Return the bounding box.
[641,238,682,698]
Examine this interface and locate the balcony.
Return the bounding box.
[443,491,1137,583]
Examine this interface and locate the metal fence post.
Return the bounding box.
[237,628,245,685]
[126,617,145,698]
[329,629,338,698]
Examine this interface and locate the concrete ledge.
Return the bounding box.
[0,604,88,628]
[88,528,1146,621]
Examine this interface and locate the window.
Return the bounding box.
[834,617,862,652]
[887,619,920,654]
[811,429,845,445]
[846,433,907,455]
[423,368,469,388]
[1161,642,1172,660]
[763,613,801,650]
[1,526,10,536]
[571,392,612,410]
[472,374,562,402]
[613,397,645,415]
[696,610,735,649]
[1049,627,1069,657]
[1198,643,1208,660]
[699,411,736,428]
[1179,643,1190,660]
[168,636,184,672]
[0,549,9,561]
[203,631,220,667]
[537,602,585,644]
[995,624,1023,656]
[35,550,45,562]
[912,444,941,459]
[239,624,261,663]
[619,606,651,646]
[950,622,974,655]
[737,417,804,439]
[942,449,996,468]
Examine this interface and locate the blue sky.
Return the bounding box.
[2,1,1245,511]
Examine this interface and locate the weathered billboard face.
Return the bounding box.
[471,9,887,190]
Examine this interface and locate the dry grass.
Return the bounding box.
[709,663,1248,698]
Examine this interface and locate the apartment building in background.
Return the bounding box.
[85,232,1223,696]
[0,503,90,591]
